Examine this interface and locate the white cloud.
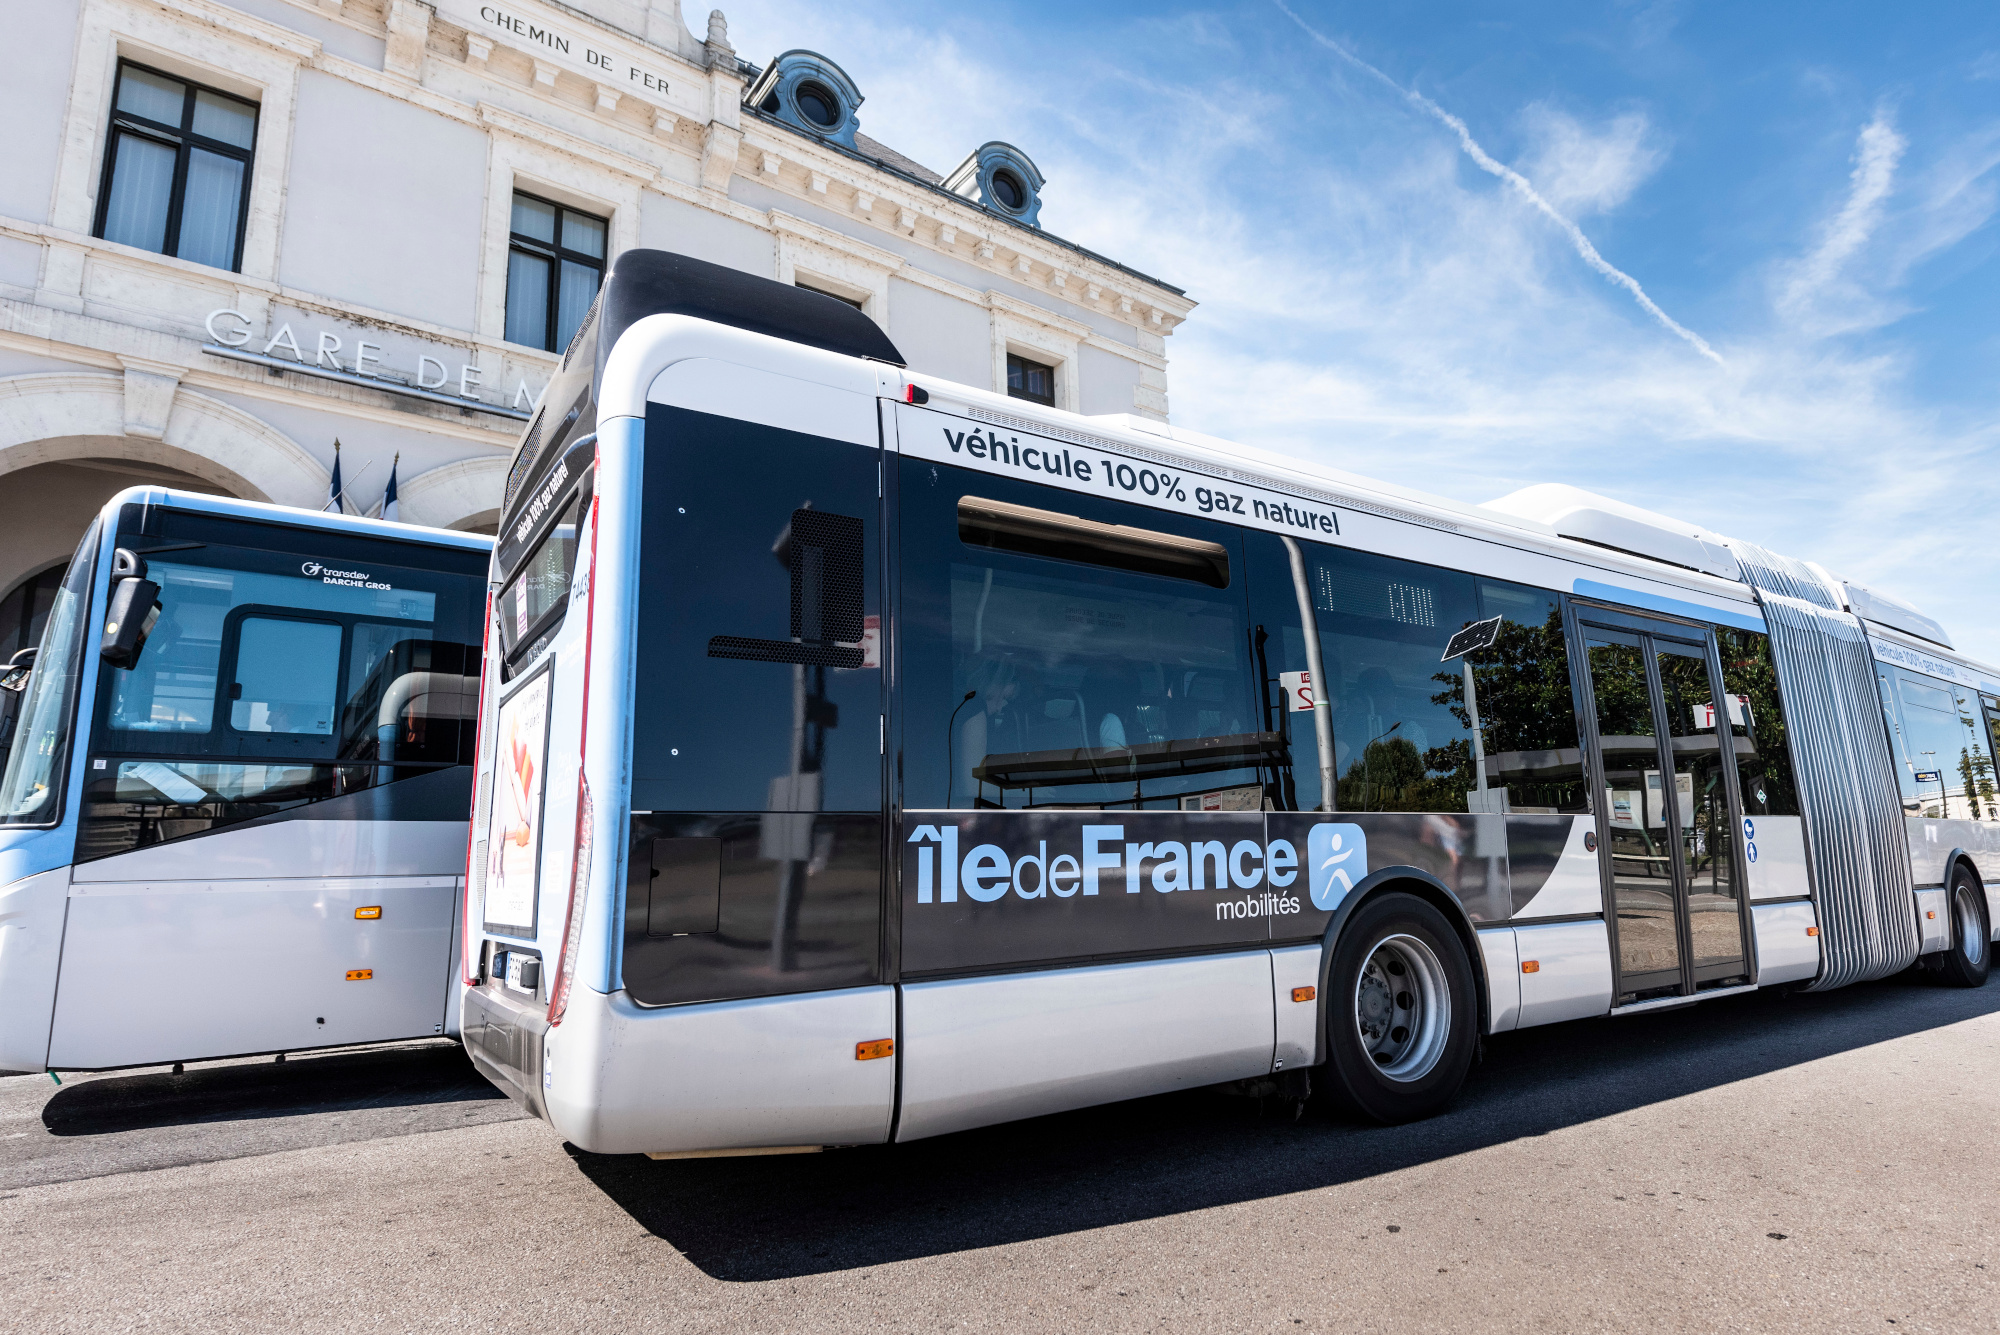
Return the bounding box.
[1517,104,1667,216]
[1775,107,1907,335]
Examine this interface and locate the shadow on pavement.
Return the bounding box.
[40,1041,504,1136]
[570,973,2000,1281]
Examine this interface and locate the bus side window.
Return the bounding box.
[896,464,1258,812]
[1243,540,1584,821]
[630,405,882,816]
[230,615,341,735]
[1949,686,1998,821]
[1889,669,1966,818]
[1716,628,1800,818]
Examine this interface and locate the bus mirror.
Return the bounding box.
[0,646,34,693]
[100,571,161,668]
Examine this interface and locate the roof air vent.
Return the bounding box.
[1842,580,1955,650]
[1483,483,1741,581]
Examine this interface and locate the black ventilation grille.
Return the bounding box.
[706,636,864,668]
[504,409,545,512]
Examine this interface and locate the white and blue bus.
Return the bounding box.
[0,489,490,1073]
[462,249,1993,1152]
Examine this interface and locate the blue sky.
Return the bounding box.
[730,1,2000,658]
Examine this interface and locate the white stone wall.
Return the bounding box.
[0,0,1192,607]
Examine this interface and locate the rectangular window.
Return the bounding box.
[504,191,607,353]
[77,517,484,860]
[632,404,882,815]
[1715,628,1800,817]
[1251,541,1585,821]
[1878,666,1994,819]
[902,462,1262,812]
[94,62,256,272]
[1006,353,1056,407]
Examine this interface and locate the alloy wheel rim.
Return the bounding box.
[1352,933,1450,1083]
[1956,885,1986,967]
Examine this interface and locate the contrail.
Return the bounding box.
[1274,1,1725,366]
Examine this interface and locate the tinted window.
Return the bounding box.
[496,493,580,667]
[1877,666,1994,820]
[1248,538,1583,815]
[0,525,98,824]
[1950,686,1999,822]
[1716,628,1799,817]
[900,459,1262,811]
[631,405,882,814]
[77,523,481,859]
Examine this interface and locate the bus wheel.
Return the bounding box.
[1319,892,1477,1124]
[1937,867,1991,989]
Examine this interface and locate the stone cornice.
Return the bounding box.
[150,0,323,61]
[767,211,907,273]
[475,103,659,180]
[985,290,1095,341]
[738,126,1194,328]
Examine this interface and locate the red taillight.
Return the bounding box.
[548,775,591,1026]
[548,492,601,1027]
[461,591,495,986]
[904,384,929,405]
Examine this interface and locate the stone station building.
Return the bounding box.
[0,0,1193,698]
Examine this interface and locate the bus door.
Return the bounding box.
[48,527,480,1069]
[1572,608,1752,1003]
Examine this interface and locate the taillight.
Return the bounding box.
[461,592,494,986]
[548,775,591,1026]
[548,491,601,1027]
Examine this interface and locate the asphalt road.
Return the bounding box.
[1,974,1996,1333]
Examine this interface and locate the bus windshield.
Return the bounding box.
[76,518,483,861]
[0,522,100,825]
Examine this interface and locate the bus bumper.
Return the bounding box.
[0,868,68,1073]
[537,983,896,1156]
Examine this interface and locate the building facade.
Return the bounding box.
[0,0,1193,667]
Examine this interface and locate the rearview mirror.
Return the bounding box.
[100,548,161,669]
[0,646,34,693]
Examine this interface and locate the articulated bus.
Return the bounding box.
[0,490,489,1072]
[463,250,1993,1150]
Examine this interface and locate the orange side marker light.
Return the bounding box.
[1521,960,1541,974]
[1805,926,1820,937]
[346,969,374,981]
[855,1038,894,1061]
[355,906,382,920]
[1926,910,1937,920]
[1292,986,1316,1003]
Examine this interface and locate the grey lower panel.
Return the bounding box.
[462,982,547,1120]
[897,951,1276,1142]
[1732,546,1918,989]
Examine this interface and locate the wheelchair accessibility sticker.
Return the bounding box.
[1307,824,1368,912]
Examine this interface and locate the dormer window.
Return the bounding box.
[794,81,839,128]
[746,52,863,150]
[944,143,1045,228]
[990,170,1025,211]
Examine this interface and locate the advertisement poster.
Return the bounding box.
[485,670,551,934]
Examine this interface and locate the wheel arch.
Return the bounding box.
[1312,866,1491,1065]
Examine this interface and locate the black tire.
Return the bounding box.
[1316,891,1478,1124]
[1936,866,1991,989]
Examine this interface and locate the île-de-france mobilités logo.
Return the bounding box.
[1307,823,1368,912]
